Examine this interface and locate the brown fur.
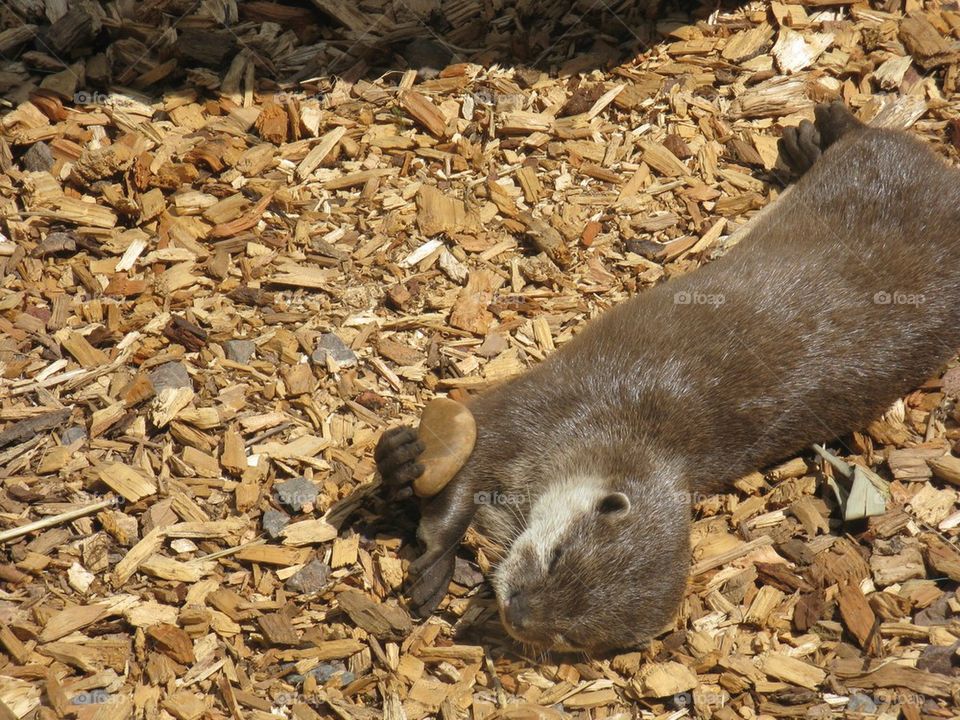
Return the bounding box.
[376,103,960,651]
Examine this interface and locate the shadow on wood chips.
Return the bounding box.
[2,0,729,93]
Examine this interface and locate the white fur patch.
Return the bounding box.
[526,475,606,564]
[492,474,606,599]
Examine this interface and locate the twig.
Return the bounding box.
[0,498,116,544]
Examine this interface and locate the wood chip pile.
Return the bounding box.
[1,0,960,718]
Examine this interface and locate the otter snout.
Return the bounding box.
[498,588,570,648]
[503,591,530,629]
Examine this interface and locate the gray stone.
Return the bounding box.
[285,558,331,594]
[222,339,256,364]
[38,231,76,256]
[148,362,192,392]
[22,141,54,172]
[61,425,87,444]
[453,557,484,587]
[941,366,960,398]
[311,333,356,367]
[305,661,347,684]
[262,509,289,539]
[914,593,951,626]
[916,640,960,676]
[476,332,509,358]
[274,476,318,512]
[846,693,877,714]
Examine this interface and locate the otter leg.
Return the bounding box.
[375,425,478,616]
[406,478,477,616]
[375,426,425,488]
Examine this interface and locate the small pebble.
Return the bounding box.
[413,398,476,497]
[148,361,192,392]
[846,693,877,714]
[453,557,484,587]
[170,538,198,554]
[261,508,290,538]
[274,477,318,513]
[311,333,356,367]
[67,562,95,593]
[626,238,668,262]
[22,141,54,172]
[37,231,77,257]
[285,558,331,594]
[476,332,509,358]
[61,425,87,444]
[222,339,256,364]
[305,661,347,684]
[914,594,951,626]
[916,640,960,676]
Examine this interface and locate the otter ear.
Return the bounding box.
[596,492,631,517]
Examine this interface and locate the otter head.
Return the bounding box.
[491,474,690,652]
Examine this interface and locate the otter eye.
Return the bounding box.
[548,547,562,574]
[597,492,631,516]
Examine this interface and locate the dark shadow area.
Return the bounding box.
[302,0,718,81]
[1,0,731,104]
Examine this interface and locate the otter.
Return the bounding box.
[375,102,960,652]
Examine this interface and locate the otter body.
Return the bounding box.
[376,104,960,651]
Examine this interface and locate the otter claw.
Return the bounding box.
[406,548,457,617]
[780,102,865,178]
[779,119,822,176]
[814,100,863,150]
[375,426,425,487]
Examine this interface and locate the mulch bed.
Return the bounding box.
[0,0,959,718]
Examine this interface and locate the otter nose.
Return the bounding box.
[504,592,530,628]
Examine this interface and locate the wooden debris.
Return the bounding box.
[900,11,960,69]
[0,1,958,716]
[400,90,449,137]
[417,185,481,237]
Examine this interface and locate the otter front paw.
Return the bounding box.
[375,426,425,489]
[779,119,822,176]
[405,546,457,617]
[376,399,477,498]
[814,101,864,150]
